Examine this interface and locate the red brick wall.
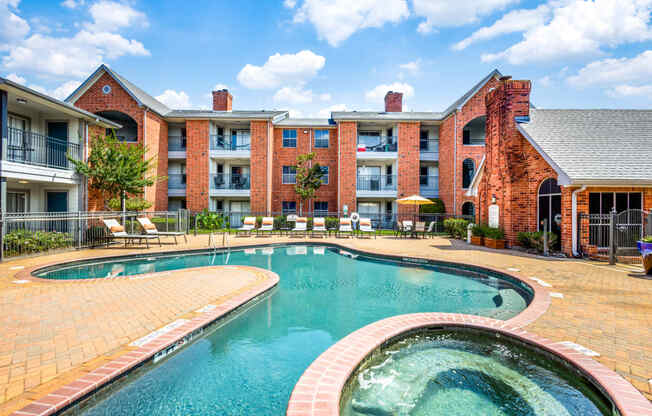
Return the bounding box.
[338,122,357,212]
[250,120,271,213]
[144,111,168,210]
[186,120,209,211]
[384,92,402,112]
[438,76,499,215]
[212,90,232,111]
[397,122,420,214]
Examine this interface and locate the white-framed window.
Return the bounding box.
[282,129,297,148]
[314,129,329,148]
[320,166,329,185]
[462,158,475,189]
[282,166,296,184]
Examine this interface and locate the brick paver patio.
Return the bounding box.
[0,234,650,414]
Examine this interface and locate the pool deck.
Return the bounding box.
[0,234,650,414]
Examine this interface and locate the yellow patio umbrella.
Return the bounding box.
[396,195,434,219]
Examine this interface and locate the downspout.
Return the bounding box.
[337,124,341,213]
[453,111,458,214]
[571,185,587,257]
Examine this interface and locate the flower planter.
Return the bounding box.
[484,238,505,250]
[638,241,652,275]
[471,236,484,246]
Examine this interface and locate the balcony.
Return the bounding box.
[357,174,397,197]
[168,136,187,151]
[420,139,439,161]
[357,136,397,160]
[420,175,439,198]
[5,127,82,171]
[210,135,251,159]
[210,173,250,197]
[167,173,186,196]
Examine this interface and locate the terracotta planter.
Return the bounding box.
[484,238,505,250]
[638,241,652,275]
[471,236,484,246]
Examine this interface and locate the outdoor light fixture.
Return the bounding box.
[16,98,27,104]
[18,180,28,184]
[491,195,497,204]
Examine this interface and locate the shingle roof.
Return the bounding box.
[274,118,335,127]
[441,69,502,117]
[107,66,171,116]
[517,109,652,185]
[330,111,444,121]
[165,109,288,121]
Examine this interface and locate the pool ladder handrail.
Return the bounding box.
[208,231,228,252]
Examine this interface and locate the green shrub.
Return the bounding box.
[419,198,446,214]
[472,224,491,237]
[196,210,228,230]
[516,231,558,252]
[484,227,505,240]
[85,226,108,246]
[4,230,74,257]
[642,236,652,243]
[107,197,152,212]
[443,218,470,239]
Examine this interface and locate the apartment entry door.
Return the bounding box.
[47,122,68,168]
[229,201,250,227]
[46,191,68,232]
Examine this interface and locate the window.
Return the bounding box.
[282,201,296,214]
[420,130,429,150]
[420,166,428,185]
[461,201,475,218]
[283,129,297,147]
[589,192,642,214]
[538,178,562,242]
[6,191,28,213]
[320,166,329,185]
[282,166,296,184]
[462,116,486,145]
[314,201,328,215]
[462,159,475,189]
[314,130,329,148]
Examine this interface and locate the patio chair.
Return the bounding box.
[424,221,435,238]
[311,217,327,238]
[102,219,160,248]
[137,217,187,244]
[401,220,414,238]
[415,221,426,238]
[257,217,274,236]
[291,217,308,237]
[236,217,256,236]
[358,218,376,239]
[338,217,353,238]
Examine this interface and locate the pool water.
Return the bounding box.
[53,245,531,415]
[341,329,610,416]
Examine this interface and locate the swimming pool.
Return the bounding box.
[44,245,533,415]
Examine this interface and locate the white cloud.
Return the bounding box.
[319,93,331,101]
[567,50,652,87]
[412,0,518,34]
[452,4,551,50]
[365,82,414,104]
[283,0,297,8]
[273,86,313,104]
[61,0,84,8]
[237,50,325,89]
[482,0,652,64]
[155,90,191,108]
[288,109,304,118]
[51,79,81,99]
[85,1,148,32]
[5,73,26,84]
[399,59,421,74]
[538,75,552,88]
[606,84,652,98]
[293,0,409,46]
[0,0,30,51]
[316,103,347,118]
[213,83,229,91]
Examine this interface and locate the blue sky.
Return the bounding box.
[2,0,652,117]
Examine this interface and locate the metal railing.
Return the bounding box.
[168,136,187,151]
[357,136,397,152]
[210,135,251,151]
[5,127,82,170]
[168,173,187,189]
[419,175,439,195]
[357,175,397,192]
[210,173,250,190]
[1,210,189,259]
[580,210,652,260]
[420,139,438,153]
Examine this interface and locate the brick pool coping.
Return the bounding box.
[287,313,652,416]
[9,266,279,416]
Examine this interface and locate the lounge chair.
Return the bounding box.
[291,217,308,237]
[414,221,426,238]
[236,217,256,236]
[358,218,376,239]
[424,221,435,238]
[311,217,327,238]
[137,217,187,244]
[338,217,353,238]
[257,217,274,236]
[102,219,160,248]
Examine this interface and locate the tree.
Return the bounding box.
[294,152,324,215]
[69,132,163,211]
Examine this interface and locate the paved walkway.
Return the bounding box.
[0,234,650,414]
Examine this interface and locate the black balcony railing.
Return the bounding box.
[419,175,439,194]
[420,139,438,153]
[210,135,251,151]
[357,136,397,152]
[168,136,187,151]
[211,173,250,190]
[168,173,187,189]
[6,127,82,170]
[356,175,397,191]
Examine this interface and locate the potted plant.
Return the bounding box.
[638,235,652,275]
[484,227,506,249]
[470,224,486,246]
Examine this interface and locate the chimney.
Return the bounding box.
[384,91,403,112]
[212,89,233,111]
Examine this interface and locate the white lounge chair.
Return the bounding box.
[358,218,376,239]
[257,217,274,236]
[400,220,414,238]
[291,217,308,237]
[338,217,353,238]
[311,217,327,238]
[137,217,187,244]
[414,221,426,238]
[236,217,256,236]
[102,219,160,248]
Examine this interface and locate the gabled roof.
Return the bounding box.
[441,69,502,117]
[517,109,652,185]
[66,64,171,116]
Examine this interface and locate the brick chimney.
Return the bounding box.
[212,89,233,111]
[384,91,403,112]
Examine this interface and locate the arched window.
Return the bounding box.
[461,201,475,218]
[462,116,486,145]
[96,110,138,142]
[538,178,561,243]
[462,158,475,189]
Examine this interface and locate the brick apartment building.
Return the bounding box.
[63,65,652,257]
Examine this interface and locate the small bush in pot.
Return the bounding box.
[484,227,505,249]
[470,224,487,246]
[639,236,652,275]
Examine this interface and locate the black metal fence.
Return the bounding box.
[579,209,651,261]
[6,127,82,170]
